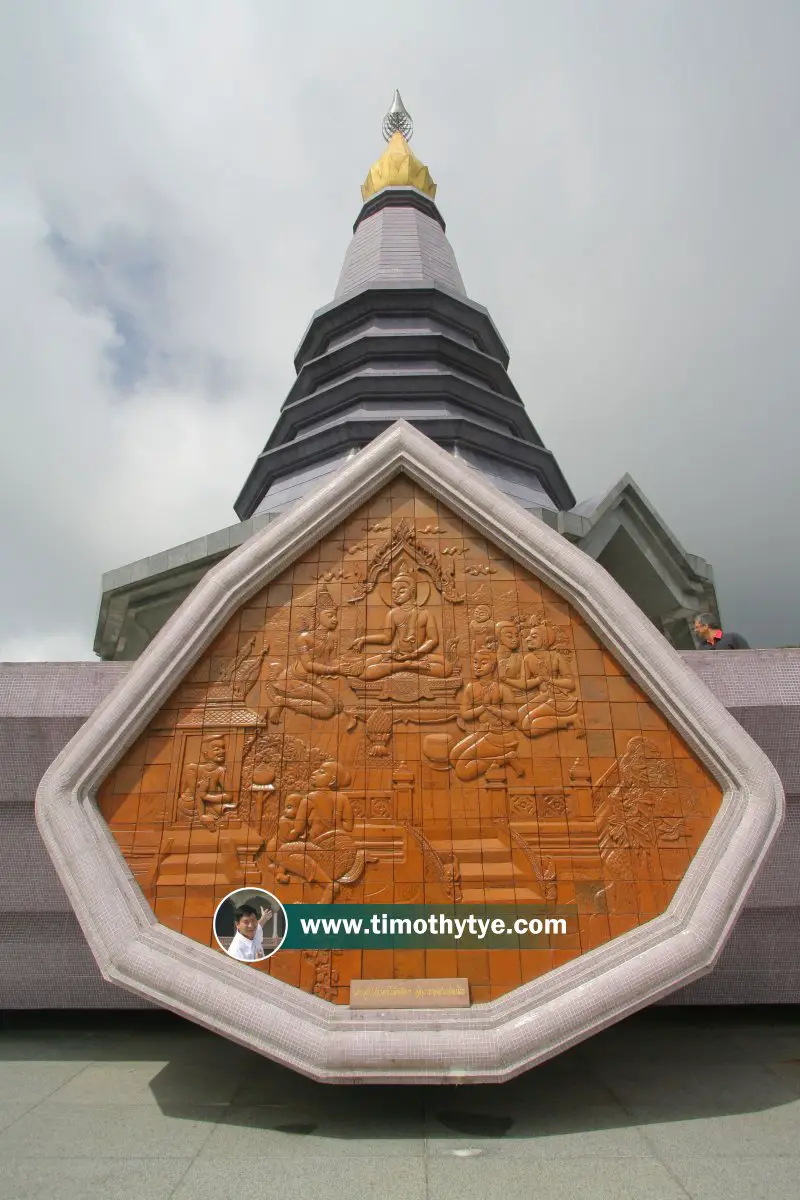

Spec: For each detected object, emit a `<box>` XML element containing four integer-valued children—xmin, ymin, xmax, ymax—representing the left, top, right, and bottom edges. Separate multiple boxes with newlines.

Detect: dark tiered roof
<box><xmin>235</xmin><ymin>185</ymin><xmax>575</xmax><ymax>520</ymax></box>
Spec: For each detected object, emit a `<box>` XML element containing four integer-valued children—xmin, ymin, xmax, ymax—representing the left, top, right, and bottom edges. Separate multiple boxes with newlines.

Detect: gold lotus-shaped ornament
<box><xmin>361</xmin><ymin>131</ymin><xmax>437</xmax><ymax>201</ymax></box>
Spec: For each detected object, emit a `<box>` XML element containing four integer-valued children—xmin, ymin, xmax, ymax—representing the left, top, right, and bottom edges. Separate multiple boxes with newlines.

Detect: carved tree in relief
<box><xmin>594</xmin><ymin>736</ymin><xmax>684</xmax><ymax>879</ymax></box>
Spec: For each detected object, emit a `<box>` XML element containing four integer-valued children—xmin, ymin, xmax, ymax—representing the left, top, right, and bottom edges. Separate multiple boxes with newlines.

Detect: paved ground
<box><xmin>0</xmin><ymin>1007</ymin><xmax>799</xmax><ymax>1199</ymax></box>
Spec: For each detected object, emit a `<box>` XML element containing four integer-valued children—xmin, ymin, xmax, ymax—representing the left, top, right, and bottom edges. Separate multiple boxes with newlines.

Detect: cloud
<box><xmin>1</xmin><ymin>0</ymin><xmax>798</xmax><ymax>657</ymax></box>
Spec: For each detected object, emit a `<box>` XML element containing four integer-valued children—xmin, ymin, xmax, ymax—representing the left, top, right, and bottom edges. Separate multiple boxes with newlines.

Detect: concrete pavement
<box><xmin>0</xmin><ymin>1007</ymin><xmax>798</xmax><ymax>1199</ymax></box>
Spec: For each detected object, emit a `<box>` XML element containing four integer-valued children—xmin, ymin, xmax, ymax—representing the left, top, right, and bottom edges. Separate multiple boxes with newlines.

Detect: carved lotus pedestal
<box><xmin>36</xmin><ymin>423</ymin><xmax>783</xmax><ymax>1083</ymax></box>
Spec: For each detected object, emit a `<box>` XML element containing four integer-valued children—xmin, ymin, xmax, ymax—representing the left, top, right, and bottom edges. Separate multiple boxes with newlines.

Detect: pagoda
<box><xmin>8</xmin><ymin>96</ymin><xmax>795</xmax><ymax>1080</ymax></box>
<box><xmin>95</xmin><ymin>92</ymin><xmax>717</xmax><ymax>661</ymax></box>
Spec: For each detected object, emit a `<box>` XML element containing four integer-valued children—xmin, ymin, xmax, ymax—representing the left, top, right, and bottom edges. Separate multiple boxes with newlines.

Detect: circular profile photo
<box><xmin>213</xmin><ymin>888</ymin><xmax>287</xmax><ymax>963</ymax></box>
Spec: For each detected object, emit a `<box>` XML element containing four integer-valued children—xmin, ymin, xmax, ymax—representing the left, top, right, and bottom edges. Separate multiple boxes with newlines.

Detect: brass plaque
<box><xmin>350</xmin><ymin>977</ymin><xmax>470</xmax><ymax>1009</ymax></box>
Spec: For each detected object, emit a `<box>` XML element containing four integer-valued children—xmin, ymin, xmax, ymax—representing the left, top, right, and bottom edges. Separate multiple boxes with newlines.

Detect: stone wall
<box><xmin>0</xmin><ymin>663</ymin><xmax>149</xmax><ymax>1008</ymax></box>
<box><xmin>1</xmin><ymin>650</ymin><xmax>797</xmax><ymax>1009</ymax></box>
<box><xmin>663</xmin><ymin>649</ymin><xmax>800</xmax><ymax>1003</ymax></box>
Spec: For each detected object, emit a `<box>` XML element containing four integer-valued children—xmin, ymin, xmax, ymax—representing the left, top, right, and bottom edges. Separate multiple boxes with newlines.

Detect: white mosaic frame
<box><xmin>36</xmin><ymin>421</ymin><xmax>784</xmax><ymax>1083</ymax></box>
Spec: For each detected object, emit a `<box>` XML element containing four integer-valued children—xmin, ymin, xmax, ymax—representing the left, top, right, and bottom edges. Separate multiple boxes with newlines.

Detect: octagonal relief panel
<box><xmin>38</xmin><ymin>424</ymin><xmax>783</xmax><ymax>1080</ymax></box>
<box><xmin>97</xmin><ymin>476</ymin><xmax>723</xmax><ymax>1005</ymax></box>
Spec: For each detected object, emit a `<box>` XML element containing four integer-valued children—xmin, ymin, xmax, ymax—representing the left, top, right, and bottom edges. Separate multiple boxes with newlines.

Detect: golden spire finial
<box><xmin>361</xmin><ymin>92</ymin><xmax>437</xmax><ymax>202</ymax></box>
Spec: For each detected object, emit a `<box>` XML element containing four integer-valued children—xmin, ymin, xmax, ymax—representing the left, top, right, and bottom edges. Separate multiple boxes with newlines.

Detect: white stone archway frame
<box><xmin>36</xmin><ymin>421</ymin><xmax>784</xmax><ymax>1084</ymax></box>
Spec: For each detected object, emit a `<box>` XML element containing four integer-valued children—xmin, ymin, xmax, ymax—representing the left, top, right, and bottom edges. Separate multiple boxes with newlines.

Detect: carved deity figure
<box><xmin>495</xmin><ymin>620</ymin><xmax>527</xmax><ymax>691</ymax></box>
<box><xmin>264</xmin><ymin>587</ymin><xmax>360</xmax><ymax>723</ymax></box>
<box><xmin>449</xmin><ymin>649</ymin><xmax>524</xmax><ymax>782</ymax></box>
<box><xmin>352</xmin><ymin>562</ymin><xmax>453</xmax><ymax>680</ymax></box>
<box><xmin>271</xmin><ymin>761</ymin><xmax>370</xmax><ymax>901</ymax></box>
<box><xmin>290</xmin><ymin>761</ymin><xmax>356</xmax><ymax>843</ymax></box>
<box><xmin>469</xmin><ymin>603</ymin><xmax>496</xmax><ymax>650</ymax></box>
<box><xmin>518</xmin><ymin>618</ymin><xmax>583</xmax><ymax>737</ymax></box>
<box><xmin>177</xmin><ymin>735</ymin><xmax>236</xmax><ymax>827</ymax></box>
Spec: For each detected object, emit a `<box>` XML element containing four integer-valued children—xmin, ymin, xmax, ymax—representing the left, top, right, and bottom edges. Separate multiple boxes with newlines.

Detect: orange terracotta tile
<box><xmin>240</xmin><ymin>609</ymin><xmax>267</xmax><ymax>632</ymax></box>
<box><xmin>670</xmin><ymin>733</ymin><xmax>693</xmax><ymax>758</ymax></box>
<box><xmin>571</xmin><ymin>623</ymin><xmax>603</xmax><ymax>652</ymax></box>
<box><xmin>583</xmin><ymin>702</ymin><xmax>613</xmax><ymax>729</ymax></box>
<box><xmin>361</xmin><ymin>950</ymin><xmax>394</xmax><ymax>980</ymax></box>
<box><xmin>135</xmin><ymin>795</ymin><xmax>169</xmax><ymax>823</ymax></box>
<box><xmin>393</xmin><ymin>950</ymin><xmax>426</xmax><ymax>979</ymax></box>
<box><xmin>574</xmin><ymin>649</ymin><xmax>604</xmax><ymax>678</ymax></box>
<box><xmin>488</xmin><ymin>950</ymin><xmax>523</xmax><ymax>987</ymax></box>
<box><xmin>578</xmin><ymin>913</ymin><xmax>611</xmax><ymax>950</ymax></box>
<box><xmin>456</xmin><ymin>951</ymin><xmax>490</xmax><ymax>986</ymax></box>
<box><xmin>602</xmin><ymin>652</ymin><xmax>624</xmax><ymax>676</ymax></box>
<box><xmin>425</xmin><ymin>950</ymin><xmax>459</xmax><ymax>978</ymax></box>
<box><xmin>520</xmin><ymin>950</ymin><xmax>555</xmax><ymax>981</ymax></box>
<box><xmin>604</xmin><ymin>675</ymin><xmax>637</xmax><ymax>702</ymax></box>
<box><xmin>586</xmin><ymin>731</ymin><xmax>617</xmax><ymax>759</ymax></box>
<box><xmin>113</xmin><ymin>766</ymin><xmax>142</xmax><ymax>795</ymax></box>
<box><xmin>638</xmin><ymin>704</ymin><xmax>668</xmax><ymax>730</ymax></box>
<box><xmin>609</xmin><ymin>914</ymin><xmax>639</xmax><ymax>938</ymax></box>
<box><xmin>123</xmin><ymin>738</ymin><xmax>147</xmax><ymax>766</ymax></box>
<box><xmin>610</xmin><ymin>697</ymin><xmax>643</xmax><ymax>728</ymax></box>
<box><xmin>101</xmin><ymin>794</ymin><xmax>140</xmax><ymax>824</ymax></box>
<box><xmin>604</xmin><ymin>881</ymin><xmax>639</xmax><ymax>915</ymax></box>
<box><xmin>159</xmin><ymin>913</ymin><xmax>183</xmax><ymax>934</ymax></box>
<box><xmin>642</xmin><ymin>730</ymin><xmax>675</xmax><ymax>758</ymax></box>
<box><xmin>144</xmin><ymin>736</ymin><xmax>175</xmax><ymax>765</ymax></box>
<box><xmin>270</xmin><ymin>950</ymin><xmax>303</xmax><ymax>988</ymax></box>
<box><xmin>580</xmin><ymin>676</ymin><xmax>610</xmax><ymax>702</ymax></box>
<box><xmin>140</xmin><ymin>764</ymin><xmax>171</xmax><ymax>793</ymax></box>
<box><xmin>613</xmin><ymin>728</ymin><xmax>646</xmax><ymax>757</ymax></box>
<box><xmin>183</xmin><ymin>887</ymin><xmax>216</xmax><ymax>917</ymax></box>
<box><xmin>657</xmin><ymin>847</ymin><xmax>692</xmax><ymax>880</ymax></box>
<box><xmin>181</xmin><ymin>917</ymin><xmax>213</xmax><ymax>945</ymax></box>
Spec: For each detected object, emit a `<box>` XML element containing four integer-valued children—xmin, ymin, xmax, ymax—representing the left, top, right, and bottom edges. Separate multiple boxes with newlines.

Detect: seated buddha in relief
<box><xmin>351</xmin><ymin>562</ymin><xmax>453</xmax><ymax>680</ymax></box>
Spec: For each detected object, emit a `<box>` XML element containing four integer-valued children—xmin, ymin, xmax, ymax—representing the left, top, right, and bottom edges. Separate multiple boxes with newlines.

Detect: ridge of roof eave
<box><xmin>574</xmin><ymin>473</ymin><xmax>714</xmax><ymax>584</ymax></box>
<box><xmin>293</xmin><ymin>283</ymin><xmax>512</xmax><ymax>374</ymax></box>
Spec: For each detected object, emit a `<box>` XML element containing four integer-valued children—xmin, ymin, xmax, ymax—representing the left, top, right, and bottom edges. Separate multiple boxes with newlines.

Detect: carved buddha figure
<box><xmin>518</xmin><ymin>618</ymin><xmax>583</xmax><ymax>737</ymax></box>
<box><xmin>353</xmin><ymin>562</ymin><xmax>453</xmax><ymax>680</ymax></box>
<box><xmin>449</xmin><ymin>649</ymin><xmax>524</xmax><ymax>782</ymax></box>
<box><xmin>265</xmin><ymin>587</ymin><xmax>360</xmax><ymax>722</ymax></box>
<box><xmin>177</xmin><ymin>735</ymin><xmax>236</xmax><ymax>827</ymax></box>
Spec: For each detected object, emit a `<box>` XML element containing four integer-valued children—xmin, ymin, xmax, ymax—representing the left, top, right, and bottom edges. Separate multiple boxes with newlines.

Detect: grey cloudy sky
<box><xmin>1</xmin><ymin>1</ymin><xmax>798</xmax><ymax>658</ymax></box>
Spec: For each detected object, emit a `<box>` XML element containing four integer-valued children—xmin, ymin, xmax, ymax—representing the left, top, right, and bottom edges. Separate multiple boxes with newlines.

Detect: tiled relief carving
<box><xmin>97</xmin><ymin>478</ymin><xmax>723</xmax><ymax>1004</ymax></box>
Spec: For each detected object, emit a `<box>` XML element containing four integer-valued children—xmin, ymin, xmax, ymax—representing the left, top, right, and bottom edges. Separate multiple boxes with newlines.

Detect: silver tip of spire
<box><xmin>382</xmin><ymin>90</ymin><xmax>413</xmax><ymax>142</ymax></box>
